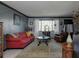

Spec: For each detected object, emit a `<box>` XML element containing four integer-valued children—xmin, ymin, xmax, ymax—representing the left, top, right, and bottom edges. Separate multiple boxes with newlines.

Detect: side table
<box><xmin>62</xmin><ymin>43</ymin><xmax>73</xmax><ymax>58</ymax></box>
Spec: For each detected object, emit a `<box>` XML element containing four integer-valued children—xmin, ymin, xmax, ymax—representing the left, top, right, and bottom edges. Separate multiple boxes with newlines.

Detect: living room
<box><xmin>0</xmin><ymin>1</ymin><xmax>79</xmax><ymax>58</ymax></box>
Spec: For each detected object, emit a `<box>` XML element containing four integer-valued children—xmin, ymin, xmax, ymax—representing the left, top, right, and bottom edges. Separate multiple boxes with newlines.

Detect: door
<box><xmin>0</xmin><ymin>22</ymin><xmax>3</xmax><ymax>58</ymax></box>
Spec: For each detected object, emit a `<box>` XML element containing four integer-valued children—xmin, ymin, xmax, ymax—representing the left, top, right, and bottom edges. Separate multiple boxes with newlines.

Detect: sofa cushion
<box><xmin>18</xmin><ymin>32</ymin><xmax>26</xmax><ymax>38</ymax></box>
<box><xmin>26</xmin><ymin>31</ymin><xmax>32</xmax><ymax>37</ymax></box>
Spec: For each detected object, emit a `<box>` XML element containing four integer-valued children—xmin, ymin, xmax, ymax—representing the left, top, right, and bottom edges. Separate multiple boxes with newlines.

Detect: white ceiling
<box><xmin>2</xmin><ymin>1</ymin><xmax>79</xmax><ymax>17</ymax></box>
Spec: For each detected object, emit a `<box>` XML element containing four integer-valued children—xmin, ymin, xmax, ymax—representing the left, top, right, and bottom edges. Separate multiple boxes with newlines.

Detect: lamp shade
<box><xmin>66</xmin><ymin>33</ymin><xmax>72</xmax><ymax>43</ymax></box>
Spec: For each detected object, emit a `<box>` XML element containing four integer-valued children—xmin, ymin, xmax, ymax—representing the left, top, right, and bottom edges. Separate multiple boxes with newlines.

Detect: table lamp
<box><xmin>66</xmin><ymin>33</ymin><xmax>72</xmax><ymax>47</ymax></box>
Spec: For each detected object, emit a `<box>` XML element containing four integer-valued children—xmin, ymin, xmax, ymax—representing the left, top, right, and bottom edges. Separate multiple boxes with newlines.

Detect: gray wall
<box><xmin>28</xmin><ymin>18</ymin><xmax>35</xmax><ymax>32</ymax></box>
<box><xmin>0</xmin><ymin>4</ymin><xmax>28</xmax><ymax>34</ymax></box>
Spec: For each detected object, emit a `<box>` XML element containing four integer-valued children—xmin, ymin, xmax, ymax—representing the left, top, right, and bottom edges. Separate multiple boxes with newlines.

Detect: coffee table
<box><xmin>37</xmin><ymin>36</ymin><xmax>50</xmax><ymax>46</ymax></box>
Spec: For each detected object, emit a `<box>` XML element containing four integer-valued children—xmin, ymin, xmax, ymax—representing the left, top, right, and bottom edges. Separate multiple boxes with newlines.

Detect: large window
<box><xmin>39</xmin><ymin>20</ymin><xmax>53</xmax><ymax>31</ymax></box>
<box><xmin>38</xmin><ymin>19</ymin><xmax>59</xmax><ymax>33</ymax></box>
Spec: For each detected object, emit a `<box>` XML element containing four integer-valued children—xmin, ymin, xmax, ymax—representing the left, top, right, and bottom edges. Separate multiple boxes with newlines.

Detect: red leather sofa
<box><xmin>6</xmin><ymin>32</ymin><xmax>35</xmax><ymax>48</ymax></box>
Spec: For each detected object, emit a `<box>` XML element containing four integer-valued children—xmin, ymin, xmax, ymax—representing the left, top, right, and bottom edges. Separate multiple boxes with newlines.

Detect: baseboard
<box><xmin>3</xmin><ymin>48</ymin><xmax>7</xmax><ymax>51</ymax></box>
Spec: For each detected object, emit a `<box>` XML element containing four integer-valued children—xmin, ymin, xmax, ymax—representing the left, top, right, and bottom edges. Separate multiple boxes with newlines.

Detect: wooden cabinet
<box><xmin>43</xmin><ymin>31</ymin><xmax>50</xmax><ymax>37</ymax></box>
<box><xmin>62</xmin><ymin>43</ymin><xmax>73</xmax><ymax>58</ymax></box>
<box><xmin>0</xmin><ymin>22</ymin><xmax>3</xmax><ymax>58</ymax></box>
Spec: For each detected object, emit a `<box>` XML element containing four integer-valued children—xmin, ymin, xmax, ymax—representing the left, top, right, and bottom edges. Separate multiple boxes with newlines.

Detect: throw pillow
<box><xmin>26</xmin><ymin>31</ymin><xmax>32</xmax><ymax>37</ymax></box>
<box><xmin>11</xmin><ymin>33</ymin><xmax>18</xmax><ymax>38</ymax></box>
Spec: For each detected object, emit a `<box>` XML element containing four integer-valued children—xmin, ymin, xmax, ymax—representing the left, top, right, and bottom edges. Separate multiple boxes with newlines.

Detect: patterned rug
<box><xmin>16</xmin><ymin>39</ymin><xmax>62</xmax><ymax>58</ymax></box>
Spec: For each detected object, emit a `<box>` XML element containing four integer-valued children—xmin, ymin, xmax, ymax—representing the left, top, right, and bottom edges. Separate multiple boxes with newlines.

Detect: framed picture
<box><xmin>13</xmin><ymin>14</ymin><xmax>21</xmax><ymax>25</ymax></box>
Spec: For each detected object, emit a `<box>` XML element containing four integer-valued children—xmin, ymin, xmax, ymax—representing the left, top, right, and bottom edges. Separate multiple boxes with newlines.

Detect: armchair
<box><xmin>54</xmin><ymin>32</ymin><xmax>68</xmax><ymax>43</ymax></box>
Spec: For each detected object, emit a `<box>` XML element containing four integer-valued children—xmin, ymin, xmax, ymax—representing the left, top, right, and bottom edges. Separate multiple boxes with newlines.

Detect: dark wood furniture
<box><xmin>54</xmin><ymin>32</ymin><xmax>68</xmax><ymax>43</ymax></box>
<box><xmin>54</xmin><ymin>34</ymin><xmax>62</xmax><ymax>42</ymax></box>
<box><xmin>0</xmin><ymin>22</ymin><xmax>3</xmax><ymax>58</ymax></box>
<box><xmin>54</xmin><ymin>32</ymin><xmax>73</xmax><ymax>43</ymax></box>
<box><xmin>62</xmin><ymin>43</ymin><xmax>73</xmax><ymax>58</ymax></box>
<box><xmin>42</xmin><ymin>31</ymin><xmax>50</xmax><ymax>37</ymax></box>
<box><xmin>37</xmin><ymin>36</ymin><xmax>50</xmax><ymax>46</ymax></box>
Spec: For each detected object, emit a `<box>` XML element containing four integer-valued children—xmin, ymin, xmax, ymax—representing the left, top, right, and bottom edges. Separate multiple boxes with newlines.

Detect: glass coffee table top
<box><xmin>38</xmin><ymin>36</ymin><xmax>49</xmax><ymax>39</ymax></box>
<box><xmin>37</xmin><ymin>36</ymin><xmax>50</xmax><ymax>46</ymax></box>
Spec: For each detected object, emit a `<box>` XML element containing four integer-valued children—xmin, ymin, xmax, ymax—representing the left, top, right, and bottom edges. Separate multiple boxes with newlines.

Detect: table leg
<box><xmin>38</xmin><ymin>41</ymin><xmax>41</xmax><ymax>46</ymax></box>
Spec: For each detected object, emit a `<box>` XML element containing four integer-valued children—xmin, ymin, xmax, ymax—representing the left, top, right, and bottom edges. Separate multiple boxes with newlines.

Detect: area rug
<box><xmin>16</xmin><ymin>39</ymin><xmax>62</xmax><ymax>58</ymax></box>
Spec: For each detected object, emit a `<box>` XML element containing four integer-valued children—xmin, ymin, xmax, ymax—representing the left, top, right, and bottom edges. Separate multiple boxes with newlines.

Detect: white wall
<box><xmin>59</xmin><ymin>18</ymin><xmax>64</xmax><ymax>33</ymax></box>
<box><xmin>34</xmin><ymin>19</ymin><xmax>39</xmax><ymax>37</ymax></box>
<box><xmin>53</xmin><ymin>19</ymin><xmax>60</xmax><ymax>34</ymax></box>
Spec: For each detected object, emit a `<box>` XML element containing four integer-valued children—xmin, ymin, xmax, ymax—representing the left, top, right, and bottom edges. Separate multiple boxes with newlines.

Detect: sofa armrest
<box><xmin>6</xmin><ymin>39</ymin><xmax>20</xmax><ymax>42</ymax></box>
